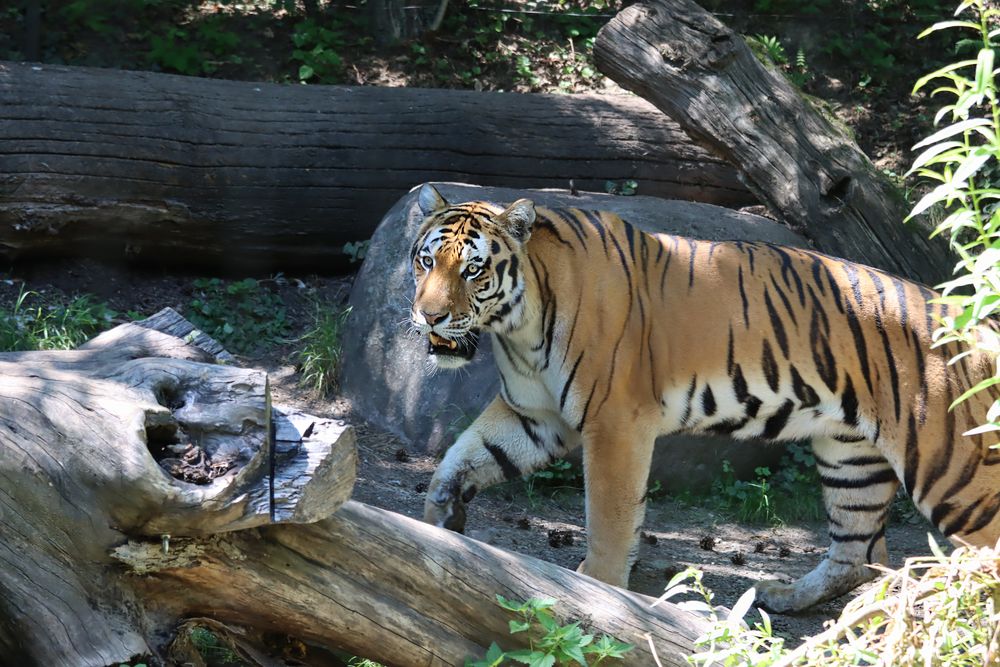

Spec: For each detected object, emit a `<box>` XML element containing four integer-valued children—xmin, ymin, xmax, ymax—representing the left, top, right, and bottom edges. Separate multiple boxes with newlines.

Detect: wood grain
<box><xmin>594</xmin><ymin>0</ymin><xmax>951</xmax><ymax>285</ymax></box>
<box><xmin>0</xmin><ymin>60</ymin><xmax>753</xmax><ymax>271</ymax></box>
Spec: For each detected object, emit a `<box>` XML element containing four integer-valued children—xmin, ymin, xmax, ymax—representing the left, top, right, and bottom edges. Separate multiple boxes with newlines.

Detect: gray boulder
<box><xmin>340</xmin><ymin>183</ymin><xmax>808</xmax><ymax>490</ymax></box>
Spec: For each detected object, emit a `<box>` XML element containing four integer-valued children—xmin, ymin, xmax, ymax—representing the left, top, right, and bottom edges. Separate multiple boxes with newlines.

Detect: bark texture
<box><xmin>0</xmin><ymin>60</ymin><xmax>752</xmax><ymax>271</ymax></box>
<box><xmin>0</xmin><ymin>309</ymin><xmax>706</xmax><ymax>666</ymax></box>
<box><xmin>593</xmin><ymin>0</ymin><xmax>951</xmax><ymax>285</ymax></box>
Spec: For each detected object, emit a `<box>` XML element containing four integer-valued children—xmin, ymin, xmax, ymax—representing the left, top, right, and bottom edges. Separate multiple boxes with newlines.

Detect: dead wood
<box><xmin>0</xmin><ymin>60</ymin><xmax>753</xmax><ymax>271</ymax></box>
<box><xmin>593</xmin><ymin>0</ymin><xmax>951</xmax><ymax>284</ymax></box>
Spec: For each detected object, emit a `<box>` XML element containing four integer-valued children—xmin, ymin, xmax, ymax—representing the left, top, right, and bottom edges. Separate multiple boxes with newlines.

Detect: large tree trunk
<box><xmin>593</xmin><ymin>0</ymin><xmax>951</xmax><ymax>285</ymax></box>
<box><xmin>0</xmin><ymin>60</ymin><xmax>752</xmax><ymax>272</ymax></box>
<box><xmin>0</xmin><ymin>310</ymin><xmax>707</xmax><ymax>666</ymax></box>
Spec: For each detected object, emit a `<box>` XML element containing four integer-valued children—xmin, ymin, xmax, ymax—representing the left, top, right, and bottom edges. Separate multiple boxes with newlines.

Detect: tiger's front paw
<box><xmin>423</xmin><ymin>475</ymin><xmax>474</xmax><ymax>533</ymax></box>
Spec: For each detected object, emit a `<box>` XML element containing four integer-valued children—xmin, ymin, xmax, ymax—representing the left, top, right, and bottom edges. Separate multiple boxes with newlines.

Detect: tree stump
<box><xmin>0</xmin><ymin>309</ymin><xmax>707</xmax><ymax>666</ymax></box>
<box><xmin>593</xmin><ymin>0</ymin><xmax>951</xmax><ymax>285</ymax></box>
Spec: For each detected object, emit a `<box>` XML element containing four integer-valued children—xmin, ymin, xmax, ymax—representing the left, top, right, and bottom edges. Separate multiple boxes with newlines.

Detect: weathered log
<box><xmin>0</xmin><ymin>60</ymin><xmax>753</xmax><ymax>272</ymax></box>
<box><xmin>0</xmin><ymin>309</ymin><xmax>706</xmax><ymax>666</ymax></box>
<box><xmin>117</xmin><ymin>501</ymin><xmax>709</xmax><ymax>667</ymax></box>
<box><xmin>593</xmin><ymin>0</ymin><xmax>952</xmax><ymax>285</ymax></box>
<box><xmin>0</xmin><ymin>309</ymin><xmax>357</xmax><ymax>664</ymax></box>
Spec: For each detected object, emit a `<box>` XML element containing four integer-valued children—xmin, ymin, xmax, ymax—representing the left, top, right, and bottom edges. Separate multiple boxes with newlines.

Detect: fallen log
<box><xmin>0</xmin><ymin>309</ymin><xmax>707</xmax><ymax>666</ymax></box>
<box><xmin>118</xmin><ymin>501</ymin><xmax>709</xmax><ymax>667</ymax></box>
<box><xmin>593</xmin><ymin>0</ymin><xmax>952</xmax><ymax>285</ymax></box>
<box><xmin>0</xmin><ymin>60</ymin><xmax>753</xmax><ymax>272</ymax></box>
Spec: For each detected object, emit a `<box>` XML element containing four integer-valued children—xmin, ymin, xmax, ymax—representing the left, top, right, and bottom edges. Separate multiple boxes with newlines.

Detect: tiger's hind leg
<box><xmin>755</xmin><ymin>436</ymin><xmax>898</xmax><ymax>613</ymax></box>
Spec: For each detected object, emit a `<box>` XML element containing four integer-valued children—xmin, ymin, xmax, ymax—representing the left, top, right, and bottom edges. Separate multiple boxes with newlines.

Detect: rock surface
<box><xmin>340</xmin><ymin>183</ymin><xmax>808</xmax><ymax>489</ymax></box>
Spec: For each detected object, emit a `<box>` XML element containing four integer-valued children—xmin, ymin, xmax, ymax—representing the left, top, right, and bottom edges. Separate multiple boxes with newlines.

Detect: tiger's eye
<box><xmin>421</xmin><ymin>255</ymin><xmax>433</xmax><ymax>269</ymax></box>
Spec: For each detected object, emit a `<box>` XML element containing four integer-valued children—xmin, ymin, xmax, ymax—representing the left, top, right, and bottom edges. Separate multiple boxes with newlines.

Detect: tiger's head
<box><xmin>410</xmin><ymin>184</ymin><xmax>536</xmax><ymax>369</ymax></box>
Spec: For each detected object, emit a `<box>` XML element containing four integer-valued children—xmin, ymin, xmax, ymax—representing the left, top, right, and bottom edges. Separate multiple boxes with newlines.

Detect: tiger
<box><xmin>409</xmin><ymin>183</ymin><xmax>1000</xmax><ymax>613</ymax></box>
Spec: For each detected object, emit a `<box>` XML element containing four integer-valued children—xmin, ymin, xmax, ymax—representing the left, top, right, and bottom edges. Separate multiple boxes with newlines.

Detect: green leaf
<box><xmin>950</xmin><ymin>375</ymin><xmax>1000</xmax><ymax>409</ymax></box>
<box><xmin>299</xmin><ymin>64</ymin><xmax>315</xmax><ymax>80</ymax></box>
<box><xmin>918</xmin><ymin>20</ymin><xmax>982</xmax><ymax>39</ymax></box>
<box><xmin>912</xmin><ymin>117</ymin><xmax>993</xmax><ymax>150</ymax></box>
<box><xmin>509</xmin><ymin>619</ymin><xmax>531</xmax><ymax>634</ymax></box>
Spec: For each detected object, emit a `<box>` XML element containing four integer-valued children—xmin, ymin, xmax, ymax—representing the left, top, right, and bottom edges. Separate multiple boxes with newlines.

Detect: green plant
<box><xmin>292</xmin><ymin>17</ymin><xmax>345</xmax><ymax>83</ymax></box>
<box><xmin>604</xmin><ymin>180</ymin><xmax>638</xmax><ymax>196</ymax></box>
<box><xmin>748</xmin><ymin>34</ymin><xmax>787</xmax><ymax>65</ymax></box>
<box><xmin>710</xmin><ymin>443</ymin><xmax>823</xmax><ymax>525</ymax></box>
<box><xmin>677</xmin><ymin>535</ymin><xmax>1000</xmax><ymax>666</ymax></box>
<box><xmin>296</xmin><ymin>306</ymin><xmax>351</xmax><ymax>397</ymax></box>
<box><xmin>906</xmin><ymin>0</ymin><xmax>1000</xmax><ymax>431</ymax></box>
<box><xmin>343</xmin><ymin>239</ymin><xmax>370</xmax><ymax>264</ymax></box>
<box><xmin>0</xmin><ymin>287</ymin><xmax>117</xmax><ymax>352</ymax></box>
<box><xmin>468</xmin><ymin>596</ymin><xmax>633</xmax><ymax>666</ymax></box>
<box><xmin>524</xmin><ymin>458</ymin><xmax>584</xmax><ymax>504</ymax></box>
<box><xmin>186</xmin><ymin>278</ymin><xmax>289</xmax><ymax>355</ymax></box>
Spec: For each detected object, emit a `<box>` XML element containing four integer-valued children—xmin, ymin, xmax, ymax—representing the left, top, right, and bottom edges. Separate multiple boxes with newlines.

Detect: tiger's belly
<box><xmin>657</xmin><ymin>378</ymin><xmax>869</xmax><ymax>444</ymax></box>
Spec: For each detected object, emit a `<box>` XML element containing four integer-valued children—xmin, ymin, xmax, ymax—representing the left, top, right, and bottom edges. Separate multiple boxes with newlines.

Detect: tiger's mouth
<box><xmin>427</xmin><ymin>330</ymin><xmax>480</xmax><ymax>361</ymax></box>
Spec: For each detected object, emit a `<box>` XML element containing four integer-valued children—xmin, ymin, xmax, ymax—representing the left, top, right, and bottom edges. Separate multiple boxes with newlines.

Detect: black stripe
<box><xmin>866</xmin><ymin>524</ymin><xmax>886</xmax><ymax>563</ymax></box>
<box><xmin>687</xmin><ymin>238</ymin><xmax>698</xmax><ymax>288</ymax></box>
<box><xmin>701</xmin><ymin>385</ymin><xmax>717</xmax><ymax>416</ymax></box>
<box><xmin>762</xmin><ymin>339</ymin><xmax>780</xmax><ymax>392</ymax></box>
<box><xmin>903</xmin><ymin>413</ymin><xmax>920</xmax><ymax>498</ymax></box>
<box><xmin>738</xmin><ymin>266</ymin><xmax>750</xmax><ymax>328</ymax></box>
<box><xmin>830</xmin><ymin>530</ymin><xmax>880</xmax><ymax>543</ymax></box>
<box><xmin>772</xmin><ymin>245</ymin><xmax>805</xmax><ymax>306</ymax></box>
<box><xmin>576</xmin><ymin>380</ymin><xmax>598</xmax><ymax>431</ymax></box>
<box><xmin>549</xmin><ymin>208</ymin><xmax>588</xmax><ymax>246</ymax></box>
<box><xmin>623</xmin><ymin>221</ymin><xmax>637</xmax><ymax>260</ymax></box>
<box><xmin>819</xmin><ymin>468</ymin><xmax>897</xmax><ymax>488</ymax></box>
<box><xmin>954</xmin><ymin>492</ymin><xmax>1000</xmax><ymax>536</ymax></box>
<box><xmin>762</xmin><ymin>399</ymin><xmax>795</xmax><ymax>440</ymax></box>
<box><xmin>533</xmin><ymin>218</ymin><xmax>574</xmax><ymax>248</ymax></box>
<box><xmin>840</xmin><ymin>455</ymin><xmax>887</xmax><ymax>466</ymax></box>
<box><xmin>580</xmin><ymin>209</ymin><xmax>608</xmax><ymax>251</ymax></box>
<box><xmin>560</xmin><ymin>353</ymin><xmax>584</xmax><ymax>410</ymax></box>
<box><xmin>790</xmin><ymin>366</ymin><xmax>819</xmax><ymax>407</ymax></box>
<box><xmin>811</xmin><ymin>311</ymin><xmax>838</xmax><ymax>392</ymax></box>
<box><xmin>842</xmin><ymin>262</ymin><xmax>863</xmax><ymax>305</ymax></box>
<box><xmin>763</xmin><ymin>289</ymin><xmax>790</xmax><ymax>358</ymax></box>
<box><xmin>707</xmin><ymin>417</ymin><xmax>750</xmax><ymax>434</ymax></box>
<box><xmin>484</xmin><ymin>441</ymin><xmax>521</xmax><ymax>481</ymax></box>
<box><xmin>841</xmin><ymin>374</ymin><xmax>859</xmax><ymax>426</ymax></box>
<box><xmin>769</xmin><ymin>273</ymin><xmax>800</xmax><ymax>328</ymax></box>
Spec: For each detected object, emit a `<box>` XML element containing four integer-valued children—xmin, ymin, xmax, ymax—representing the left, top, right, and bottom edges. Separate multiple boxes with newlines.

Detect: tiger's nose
<box><xmin>422</xmin><ymin>310</ymin><xmax>448</xmax><ymax>327</ymax></box>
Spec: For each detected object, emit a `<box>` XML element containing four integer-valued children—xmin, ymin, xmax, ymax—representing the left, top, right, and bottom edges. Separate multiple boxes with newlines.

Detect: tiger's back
<box><xmin>411</xmin><ymin>184</ymin><xmax>1000</xmax><ymax>612</ymax></box>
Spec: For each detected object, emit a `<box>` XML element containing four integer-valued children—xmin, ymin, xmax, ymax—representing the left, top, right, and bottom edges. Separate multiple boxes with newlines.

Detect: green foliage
<box><xmin>467</xmin><ymin>596</ymin><xmax>633</xmax><ymax>666</ymax></box>
<box><xmin>604</xmin><ymin>180</ymin><xmax>638</xmax><ymax>196</ymax></box>
<box><xmin>343</xmin><ymin>240</ymin><xmax>371</xmax><ymax>264</ymax></box>
<box><xmin>677</xmin><ymin>536</ymin><xmax>1000</xmax><ymax>666</ymax></box>
<box><xmin>292</xmin><ymin>17</ymin><xmax>348</xmax><ymax>83</ymax></box>
<box><xmin>524</xmin><ymin>458</ymin><xmax>584</xmax><ymax>503</ymax></box>
<box><xmin>748</xmin><ymin>34</ymin><xmax>788</xmax><ymax>65</ymax></box>
<box><xmin>296</xmin><ymin>305</ymin><xmax>351</xmax><ymax>397</ymax></box>
<box><xmin>0</xmin><ymin>287</ymin><xmax>117</xmax><ymax>352</ymax></box>
<box><xmin>147</xmin><ymin>16</ymin><xmax>240</xmax><ymax>75</ymax></box>
<box><xmin>906</xmin><ymin>0</ymin><xmax>1000</xmax><ymax>432</ymax></box>
<box><xmin>186</xmin><ymin>278</ymin><xmax>288</xmax><ymax>355</ymax></box>
<box><xmin>710</xmin><ymin>443</ymin><xmax>823</xmax><ymax>525</ymax></box>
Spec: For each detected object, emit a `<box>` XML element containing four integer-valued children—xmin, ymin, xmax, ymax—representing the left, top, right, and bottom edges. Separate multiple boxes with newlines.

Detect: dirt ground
<box><xmin>0</xmin><ymin>257</ymin><xmax>945</xmax><ymax>653</ymax></box>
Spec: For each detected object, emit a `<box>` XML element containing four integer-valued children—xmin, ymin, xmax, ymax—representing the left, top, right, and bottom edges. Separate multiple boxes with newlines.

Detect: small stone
<box><xmin>699</xmin><ymin>535</ymin><xmax>716</xmax><ymax>551</ymax></box>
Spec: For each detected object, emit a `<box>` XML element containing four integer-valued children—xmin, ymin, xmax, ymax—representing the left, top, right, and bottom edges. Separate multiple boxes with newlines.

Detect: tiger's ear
<box><xmin>418</xmin><ymin>184</ymin><xmax>448</xmax><ymax>216</ymax></box>
<box><xmin>495</xmin><ymin>199</ymin><xmax>536</xmax><ymax>243</ymax></box>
